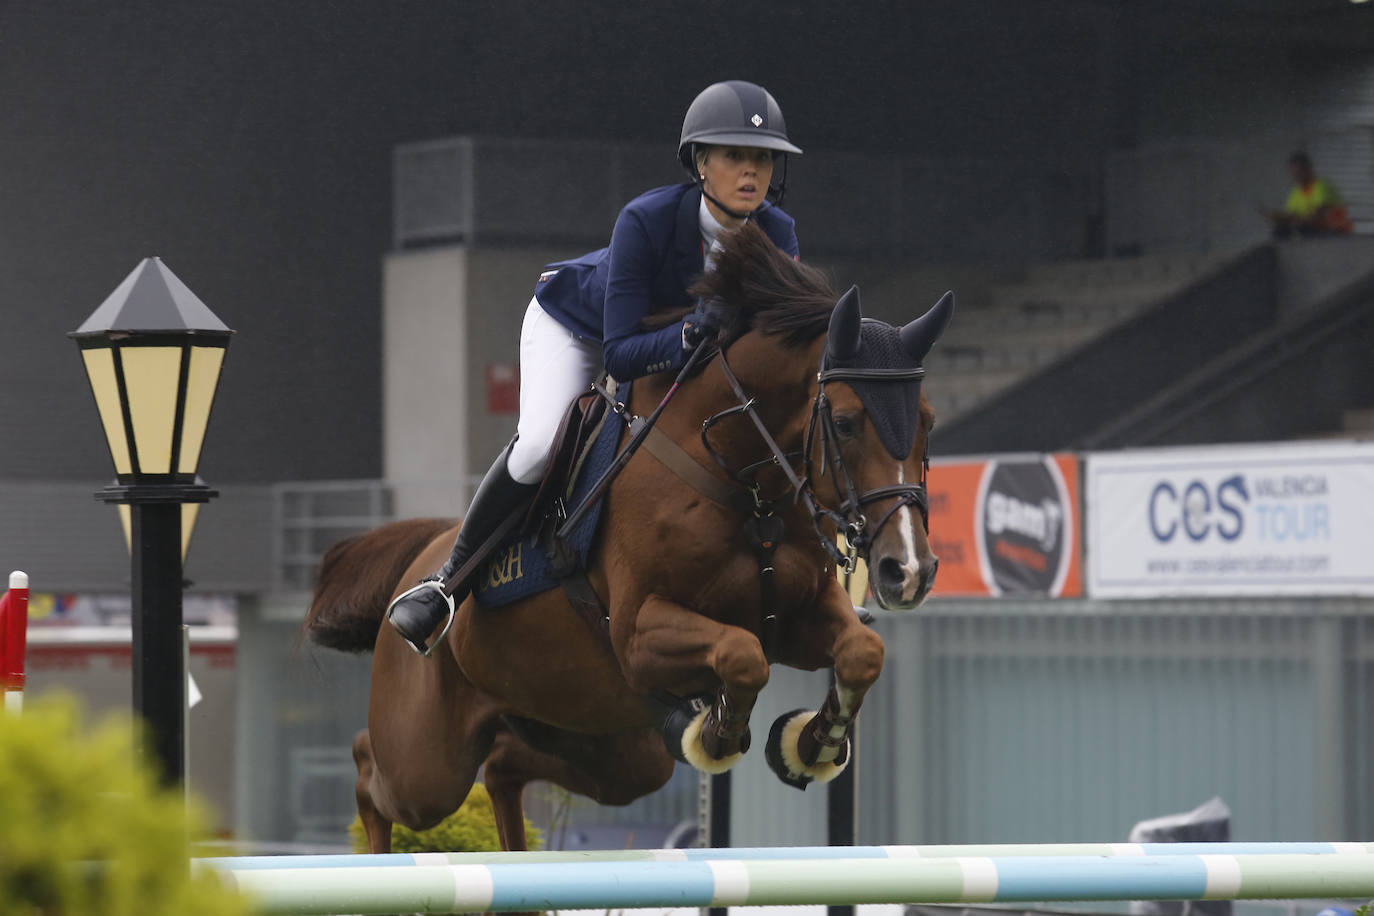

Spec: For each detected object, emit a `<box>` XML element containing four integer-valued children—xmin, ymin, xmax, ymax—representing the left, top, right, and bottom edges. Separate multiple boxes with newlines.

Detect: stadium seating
<box><xmin>922</xmin><ymin>251</ymin><xmax>1231</xmax><ymax>420</ymax></box>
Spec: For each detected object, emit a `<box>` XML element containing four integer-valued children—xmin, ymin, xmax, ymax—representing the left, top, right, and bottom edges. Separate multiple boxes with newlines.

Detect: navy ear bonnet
<box><xmin>826</xmin><ymin>319</ymin><xmax>925</xmax><ymax>459</ymax></box>
<box><xmin>822</xmin><ymin>287</ymin><xmax>954</xmax><ymax>460</ymax></box>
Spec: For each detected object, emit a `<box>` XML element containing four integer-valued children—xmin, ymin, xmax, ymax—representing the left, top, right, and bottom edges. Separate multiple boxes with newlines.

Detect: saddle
<box><xmin>527</xmin><ymin>387</ymin><xmax>611</xmax><ymax>535</ymax></box>
<box><xmin>467</xmin><ymin>382</ymin><xmax>624</xmax><ymax>622</ymax></box>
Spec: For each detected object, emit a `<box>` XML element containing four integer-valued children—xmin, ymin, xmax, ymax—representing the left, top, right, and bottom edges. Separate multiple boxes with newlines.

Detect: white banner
<box><xmin>1087</xmin><ymin>441</ymin><xmax>1374</xmax><ymax>597</ymax></box>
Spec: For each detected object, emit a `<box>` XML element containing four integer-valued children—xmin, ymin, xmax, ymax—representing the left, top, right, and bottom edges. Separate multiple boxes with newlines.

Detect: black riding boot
<box><xmin>386</xmin><ymin>448</ymin><xmax>538</xmax><ymax>655</ymax></box>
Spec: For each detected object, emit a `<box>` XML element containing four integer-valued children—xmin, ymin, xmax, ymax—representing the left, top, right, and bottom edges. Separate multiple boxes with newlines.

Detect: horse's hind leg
<box><xmin>352</xmin><ymin>729</ymin><xmax>393</xmax><ymax>853</ymax></box>
<box><xmin>484</xmin><ymin>717</ymin><xmax>675</xmax><ymax>849</ymax></box>
<box><xmin>362</xmin><ymin>622</ymin><xmax>506</xmax><ymax>839</ymax></box>
<box><xmin>767</xmin><ymin>577</ymin><xmax>885</xmax><ymax>789</ymax></box>
<box><xmin>482</xmin><ymin>726</ymin><xmax>548</xmax><ymax>851</ymax></box>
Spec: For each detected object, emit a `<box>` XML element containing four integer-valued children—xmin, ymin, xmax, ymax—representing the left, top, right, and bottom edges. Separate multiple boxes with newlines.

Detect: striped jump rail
<box><xmin>198</xmin><ymin>846</ymin><xmax>1374</xmax><ymax>916</ymax></box>
<box><xmin>200</xmin><ymin>841</ymin><xmax>1374</xmax><ymax>871</ymax></box>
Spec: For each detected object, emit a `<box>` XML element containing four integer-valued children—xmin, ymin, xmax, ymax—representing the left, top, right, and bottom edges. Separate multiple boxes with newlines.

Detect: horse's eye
<box><xmin>832</xmin><ymin>413</ymin><xmax>862</xmax><ymax>439</ymax></box>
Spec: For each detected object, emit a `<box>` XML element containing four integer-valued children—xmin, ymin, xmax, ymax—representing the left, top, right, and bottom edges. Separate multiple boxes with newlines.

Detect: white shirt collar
<box><xmin>699</xmin><ymin>196</ymin><xmax>727</xmax><ymax>269</ymax></box>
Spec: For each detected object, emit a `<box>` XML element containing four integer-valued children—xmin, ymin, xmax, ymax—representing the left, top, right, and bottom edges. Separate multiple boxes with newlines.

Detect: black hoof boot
<box><xmin>659</xmin><ymin>694</ymin><xmax>713</xmax><ymax>764</ymax></box>
<box><xmin>764</xmin><ymin>708</ymin><xmax>814</xmax><ymax>791</ymax></box>
<box><xmin>385</xmin><ymin>577</ymin><xmax>456</xmax><ymax>656</ymax></box>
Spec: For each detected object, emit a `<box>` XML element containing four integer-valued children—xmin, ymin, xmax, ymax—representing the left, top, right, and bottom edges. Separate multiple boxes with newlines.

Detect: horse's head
<box><xmin>809</xmin><ymin>286</ymin><xmax>953</xmax><ymax>610</ymax></box>
<box><xmin>690</xmin><ymin>222</ymin><xmax>953</xmax><ymax>610</ymax></box>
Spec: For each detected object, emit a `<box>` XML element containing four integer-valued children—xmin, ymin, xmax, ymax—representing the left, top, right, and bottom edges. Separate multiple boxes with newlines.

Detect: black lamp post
<box><xmin>71</xmin><ymin>257</ymin><xmax>232</xmax><ymax>786</ymax></box>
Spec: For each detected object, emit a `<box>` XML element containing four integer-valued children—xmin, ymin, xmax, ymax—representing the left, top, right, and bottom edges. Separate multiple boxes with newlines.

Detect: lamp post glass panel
<box><xmin>70</xmin><ymin>257</ymin><xmax>232</xmax><ymax>786</ymax></box>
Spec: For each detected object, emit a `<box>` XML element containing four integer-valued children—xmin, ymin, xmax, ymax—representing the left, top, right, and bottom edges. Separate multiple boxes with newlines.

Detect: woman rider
<box><xmin>387</xmin><ymin>80</ymin><xmax>804</xmax><ymax>655</ymax></box>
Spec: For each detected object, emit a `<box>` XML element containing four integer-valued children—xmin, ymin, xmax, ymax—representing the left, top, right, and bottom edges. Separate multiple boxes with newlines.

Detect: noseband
<box><xmin>703</xmin><ymin>347</ymin><xmax>930</xmax><ymax>574</ymax></box>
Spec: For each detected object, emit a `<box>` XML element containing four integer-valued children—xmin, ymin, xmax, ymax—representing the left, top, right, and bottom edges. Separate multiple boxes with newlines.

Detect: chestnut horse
<box><xmin>303</xmin><ymin>221</ymin><xmax>953</xmax><ymax>852</ymax></box>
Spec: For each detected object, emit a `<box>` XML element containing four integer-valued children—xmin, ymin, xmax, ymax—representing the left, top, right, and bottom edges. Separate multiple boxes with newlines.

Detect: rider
<box><xmin>387</xmin><ymin>80</ymin><xmax>805</xmax><ymax>655</ymax></box>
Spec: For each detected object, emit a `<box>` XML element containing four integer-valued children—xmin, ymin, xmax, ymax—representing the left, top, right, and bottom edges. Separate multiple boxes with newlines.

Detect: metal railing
<box><xmin>269</xmin><ymin>478</ymin><xmax>484</xmax><ymax>593</ymax></box>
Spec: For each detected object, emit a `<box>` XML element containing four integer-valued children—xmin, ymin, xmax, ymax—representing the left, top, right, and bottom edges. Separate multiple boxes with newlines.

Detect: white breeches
<box><xmin>508</xmin><ymin>297</ymin><xmax>604</xmax><ymax>484</ymax></box>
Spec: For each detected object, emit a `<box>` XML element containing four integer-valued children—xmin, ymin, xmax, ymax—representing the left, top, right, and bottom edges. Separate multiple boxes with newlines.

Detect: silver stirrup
<box><xmin>386</xmin><ymin>580</ymin><xmax>456</xmax><ymax>657</ymax></box>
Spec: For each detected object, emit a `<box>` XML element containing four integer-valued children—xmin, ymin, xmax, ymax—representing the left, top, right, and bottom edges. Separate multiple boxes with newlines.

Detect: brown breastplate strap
<box><xmin>636</xmin><ymin>417</ymin><xmax>784</xmax><ymax>656</ymax></box>
<box><xmin>635</xmin><ymin>417</ymin><xmax>756</xmax><ymax>514</ymax></box>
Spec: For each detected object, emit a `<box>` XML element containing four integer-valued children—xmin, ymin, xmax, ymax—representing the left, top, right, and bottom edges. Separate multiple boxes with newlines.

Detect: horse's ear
<box><xmin>827</xmin><ymin>285</ymin><xmax>863</xmax><ymax>361</ymax></box>
<box><xmin>899</xmin><ymin>290</ymin><xmax>955</xmax><ymax>363</ymax></box>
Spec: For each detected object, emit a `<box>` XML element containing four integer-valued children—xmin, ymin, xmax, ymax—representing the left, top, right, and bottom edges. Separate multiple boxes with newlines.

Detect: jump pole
<box><xmin>200</xmin><ymin>841</ymin><xmax>1374</xmax><ymax>871</ymax></box>
<box><xmin>206</xmin><ymin>851</ymin><xmax>1374</xmax><ymax>915</ymax></box>
<box><xmin>1</xmin><ymin>571</ymin><xmax>29</xmax><ymax>715</ymax></box>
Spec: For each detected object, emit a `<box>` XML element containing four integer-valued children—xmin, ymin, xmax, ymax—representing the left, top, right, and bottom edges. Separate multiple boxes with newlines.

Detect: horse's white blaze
<box><xmin>894</xmin><ymin>465</ymin><xmax>923</xmax><ymax>602</ymax></box>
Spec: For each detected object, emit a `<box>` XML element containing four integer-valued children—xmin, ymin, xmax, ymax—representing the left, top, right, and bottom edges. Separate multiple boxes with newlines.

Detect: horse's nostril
<box><xmin>877</xmin><ymin>557</ymin><xmax>905</xmax><ymax>590</ymax></box>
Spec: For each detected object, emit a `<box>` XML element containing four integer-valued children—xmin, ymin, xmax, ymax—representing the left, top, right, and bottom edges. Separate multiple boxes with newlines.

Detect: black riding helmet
<box><xmin>677</xmin><ymin>80</ymin><xmax>803</xmax><ymax>218</ymax></box>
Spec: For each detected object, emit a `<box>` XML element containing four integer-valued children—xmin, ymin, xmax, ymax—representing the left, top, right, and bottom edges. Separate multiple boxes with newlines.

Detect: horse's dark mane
<box><xmin>688</xmin><ymin>220</ymin><xmax>837</xmax><ymax>348</ymax></box>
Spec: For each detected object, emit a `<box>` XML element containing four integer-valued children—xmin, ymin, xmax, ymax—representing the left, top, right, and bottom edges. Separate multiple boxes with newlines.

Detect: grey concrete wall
<box><xmin>380</xmin><ymin>243</ymin><xmax>575</xmax><ymax>518</ymax></box>
<box><xmin>463</xmin><ymin>246</ymin><xmax>581</xmax><ymax>473</ymax></box>
<box><xmin>0</xmin><ymin>480</ymin><xmax>274</xmax><ymax>594</ymax></box>
<box><xmin>1275</xmin><ymin>236</ymin><xmax>1374</xmax><ymax>315</ymax></box>
<box><xmin>381</xmin><ymin>248</ymin><xmax>471</xmax><ymax>519</ymax></box>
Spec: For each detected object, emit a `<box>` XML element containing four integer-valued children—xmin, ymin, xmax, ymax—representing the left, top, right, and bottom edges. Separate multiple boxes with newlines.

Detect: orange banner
<box><xmin>927</xmin><ymin>454</ymin><xmax>1082</xmax><ymax>598</ymax></box>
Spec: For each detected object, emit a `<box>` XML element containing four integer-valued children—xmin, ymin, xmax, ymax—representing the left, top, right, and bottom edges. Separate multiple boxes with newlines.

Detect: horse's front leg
<box><xmin>767</xmin><ymin>577</ymin><xmax>885</xmax><ymax>789</ymax></box>
<box><xmin>614</xmin><ymin>593</ymin><xmax>769</xmax><ymax>773</ymax></box>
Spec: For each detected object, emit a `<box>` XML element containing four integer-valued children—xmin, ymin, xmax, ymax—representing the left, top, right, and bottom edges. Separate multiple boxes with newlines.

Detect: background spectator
<box><xmin>1264</xmin><ymin>151</ymin><xmax>1354</xmax><ymax>238</ymax></box>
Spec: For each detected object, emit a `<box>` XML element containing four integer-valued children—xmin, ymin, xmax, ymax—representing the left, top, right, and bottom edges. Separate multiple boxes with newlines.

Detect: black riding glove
<box><xmin>681</xmin><ymin>299</ymin><xmax>725</xmax><ymax>352</ymax></box>
<box><xmin>681</xmin><ymin>313</ymin><xmax>718</xmax><ymax>351</ymax></box>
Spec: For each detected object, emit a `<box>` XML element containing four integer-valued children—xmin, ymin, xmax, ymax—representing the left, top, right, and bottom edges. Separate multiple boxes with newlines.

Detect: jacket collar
<box><xmin>674</xmin><ymin>184</ymin><xmax>705</xmax><ymax>284</ymax></box>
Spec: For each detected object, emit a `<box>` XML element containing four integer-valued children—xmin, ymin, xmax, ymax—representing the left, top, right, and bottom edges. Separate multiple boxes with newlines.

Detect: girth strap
<box><xmin>560</xmin><ymin>566</ymin><xmax>611</xmax><ymax>636</ymax></box>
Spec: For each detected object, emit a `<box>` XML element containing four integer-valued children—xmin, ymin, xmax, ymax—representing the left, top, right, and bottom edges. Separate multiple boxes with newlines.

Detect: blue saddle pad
<box><xmin>472</xmin><ymin>384</ymin><xmax>627</xmax><ymax>608</ymax></box>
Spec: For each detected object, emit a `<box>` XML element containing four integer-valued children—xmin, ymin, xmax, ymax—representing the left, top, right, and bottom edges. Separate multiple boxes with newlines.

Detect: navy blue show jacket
<box><xmin>533</xmin><ymin>182</ymin><xmax>799</xmax><ymax>381</ymax></box>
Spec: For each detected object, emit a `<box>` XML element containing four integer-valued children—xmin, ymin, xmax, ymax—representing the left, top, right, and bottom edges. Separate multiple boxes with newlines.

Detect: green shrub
<box><xmin>0</xmin><ymin>694</ymin><xmax>251</xmax><ymax>916</ymax></box>
<box><xmin>349</xmin><ymin>782</ymin><xmax>542</xmax><ymax>853</ymax></box>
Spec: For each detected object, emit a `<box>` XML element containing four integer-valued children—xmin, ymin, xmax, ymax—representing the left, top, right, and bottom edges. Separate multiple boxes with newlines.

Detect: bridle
<box><xmin>807</xmin><ymin>357</ymin><xmax>931</xmax><ymax>572</ymax></box>
<box><xmin>701</xmin><ymin>345</ymin><xmax>930</xmax><ymax>575</ymax></box>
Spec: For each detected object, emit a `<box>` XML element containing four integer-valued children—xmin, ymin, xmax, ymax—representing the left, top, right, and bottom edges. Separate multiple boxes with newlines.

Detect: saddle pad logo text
<box><xmin>477</xmin><ymin>543</ymin><xmax>525</xmax><ymax>593</ymax></box>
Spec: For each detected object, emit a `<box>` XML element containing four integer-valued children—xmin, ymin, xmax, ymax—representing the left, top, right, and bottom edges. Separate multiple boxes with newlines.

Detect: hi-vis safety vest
<box><xmin>1285</xmin><ymin>178</ymin><xmax>1354</xmax><ymax>233</ymax></box>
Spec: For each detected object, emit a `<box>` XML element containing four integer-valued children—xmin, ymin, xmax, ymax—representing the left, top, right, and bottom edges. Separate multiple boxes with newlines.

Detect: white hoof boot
<box><xmin>680</xmin><ymin>706</ymin><xmax>744</xmax><ymax>775</ymax></box>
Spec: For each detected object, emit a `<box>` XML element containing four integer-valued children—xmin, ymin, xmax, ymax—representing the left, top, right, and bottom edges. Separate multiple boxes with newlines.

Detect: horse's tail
<box><xmin>301</xmin><ymin>517</ymin><xmax>456</xmax><ymax>653</ymax></box>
